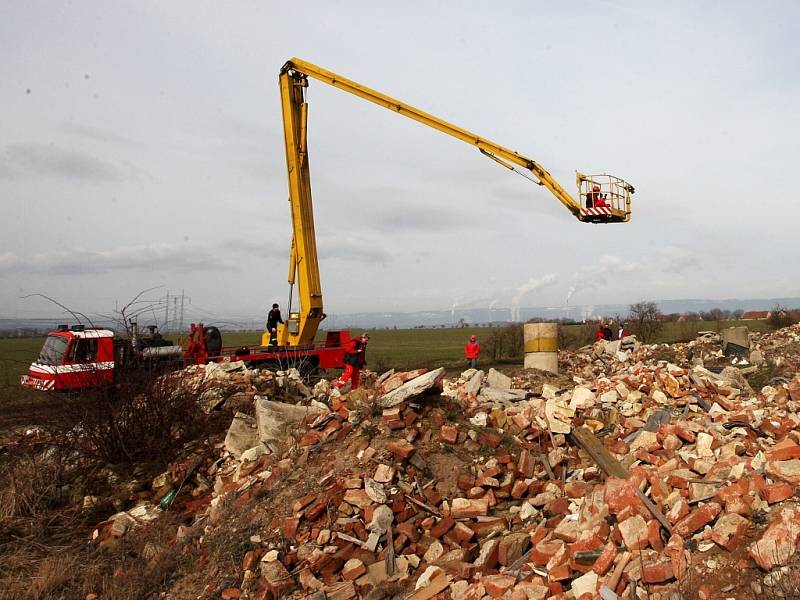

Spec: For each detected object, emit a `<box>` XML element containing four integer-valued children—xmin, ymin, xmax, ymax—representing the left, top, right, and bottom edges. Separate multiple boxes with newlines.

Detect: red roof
<box><xmin>741</xmin><ymin>311</ymin><xmax>770</xmax><ymax>320</ymax></box>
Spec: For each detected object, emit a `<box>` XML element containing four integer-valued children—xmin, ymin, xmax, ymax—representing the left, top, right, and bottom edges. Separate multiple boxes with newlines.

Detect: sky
<box><xmin>2</xmin><ymin>0</ymin><xmax>799</xmax><ymax>326</ymax></box>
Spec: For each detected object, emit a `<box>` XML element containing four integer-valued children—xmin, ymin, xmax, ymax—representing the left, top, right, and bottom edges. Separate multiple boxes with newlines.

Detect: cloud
<box><xmin>0</xmin><ymin>243</ymin><xmax>232</xmax><ymax>276</ymax></box>
<box><xmin>0</xmin><ymin>143</ymin><xmax>121</xmax><ymax>181</ymax></box>
<box><xmin>566</xmin><ymin>247</ymin><xmax>700</xmax><ymax>303</ymax></box>
<box><xmin>59</xmin><ymin>122</ymin><xmax>135</xmax><ymax>145</ymax></box>
<box><xmin>511</xmin><ymin>273</ymin><xmax>558</xmax><ymax>320</ymax></box>
<box><xmin>349</xmin><ymin>189</ymin><xmax>480</xmax><ymax>233</ymax></box>
<box><xmin>320</xmin><ymin>236</ymin><xmax>392</xmax><ymax>266</ymax></box>
<box><xmin>220</xmin><ymin>236</ymin><xmax>392</xmax><ymax>266</ymax></box>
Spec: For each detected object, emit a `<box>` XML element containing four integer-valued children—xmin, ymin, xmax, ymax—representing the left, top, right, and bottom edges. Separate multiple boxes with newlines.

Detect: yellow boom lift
<box><xmin>273</xmin><ymin>58</ymin><xmax>634</xmax><ymax>348</ymax></box>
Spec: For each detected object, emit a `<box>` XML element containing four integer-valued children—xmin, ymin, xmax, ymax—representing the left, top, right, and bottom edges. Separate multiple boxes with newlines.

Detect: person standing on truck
<box><xmin>337</xmin><ymin>333</ymin><xmax>369</xmax><ymax>391</ymax></box>
<box><xmin>465</xmin><ymin>335</ymin><xmax>480</xmax><ymax>369</ymax></box>
<box><xmin>266</xmin><ymin>303</ymin><xmax>283</xmax><ymax>332</ymax></box>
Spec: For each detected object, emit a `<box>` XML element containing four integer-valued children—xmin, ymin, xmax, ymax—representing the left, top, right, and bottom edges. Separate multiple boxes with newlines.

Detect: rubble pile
<box><xmin>90</xmin><ymin>325</ymin><xmax>800</xmax><ymax>599</ymax></box>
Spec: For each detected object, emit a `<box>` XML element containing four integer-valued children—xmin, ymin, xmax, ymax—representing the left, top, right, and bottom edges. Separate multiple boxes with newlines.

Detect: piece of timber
<box><xmin>570</xmin><ymin>427</ymin><xmax>629</xmax><ymax>478</ymax></box>
<box><xmin>570</xmin><ymin>426</ymin><xmax>673</xmax><ymax>535</ymax></box>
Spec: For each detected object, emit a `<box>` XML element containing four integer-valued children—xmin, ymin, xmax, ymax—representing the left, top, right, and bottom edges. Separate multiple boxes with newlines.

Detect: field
<box><xmin>0</xmin><ymin>337</ymin><xmax>50</xmax><ymax>433</ymax></box>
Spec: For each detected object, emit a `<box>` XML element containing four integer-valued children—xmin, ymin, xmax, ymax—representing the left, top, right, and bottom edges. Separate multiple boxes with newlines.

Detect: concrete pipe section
<box><xmin>523</xmin><ymin>322</ymin><xmax>558</xmax><ymax>374</ymax></box>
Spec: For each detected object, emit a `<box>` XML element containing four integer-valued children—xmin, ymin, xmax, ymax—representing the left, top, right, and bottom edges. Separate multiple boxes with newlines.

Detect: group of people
<box><xmin>595</xmin><ymin>322</ymin><xmax>628</xmax><ymax>341</ymax></box>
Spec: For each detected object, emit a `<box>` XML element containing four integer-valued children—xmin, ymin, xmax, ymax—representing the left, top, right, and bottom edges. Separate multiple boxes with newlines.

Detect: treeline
<box><xmin>0</xmin><ymin>328</ymin><xmax>50</xmax><ymax>339</ymax></box>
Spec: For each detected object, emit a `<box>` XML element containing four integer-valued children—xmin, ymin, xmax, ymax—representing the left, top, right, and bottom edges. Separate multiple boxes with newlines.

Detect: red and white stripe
<box><xmin>20</xmin><ymin>375</ymin><xmax>55</xmax><ymax>390</ymax></box>
<box><xmin>580</xmin><ymin>207</ymin><xmax>613</xmax><ymax>217</ymax></box>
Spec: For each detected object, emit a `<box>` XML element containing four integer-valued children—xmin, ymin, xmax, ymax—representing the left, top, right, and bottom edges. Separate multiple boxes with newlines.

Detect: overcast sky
<box><xmin>2</xmin><ymin>1</ymin><xmax>799</xmax><ymax>325</ymax></box>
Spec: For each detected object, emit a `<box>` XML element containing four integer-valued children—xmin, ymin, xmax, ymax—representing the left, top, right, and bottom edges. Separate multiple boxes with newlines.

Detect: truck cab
<box><xmin>21</xmin><ymin>325</ymin><xmax>116</xmax><ymax>391</ymax></box>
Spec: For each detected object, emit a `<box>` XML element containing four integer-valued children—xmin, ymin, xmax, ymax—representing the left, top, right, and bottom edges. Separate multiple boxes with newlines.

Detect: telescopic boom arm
<box><xmin>275</xmin><ymin>58</ymin><xmax>634</xmax><ymax>347</ymax></box>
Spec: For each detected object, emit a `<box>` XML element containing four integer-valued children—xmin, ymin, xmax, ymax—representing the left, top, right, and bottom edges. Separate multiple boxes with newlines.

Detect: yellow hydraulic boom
<box><xmin>274</xmin><ymin>58</ymin><xmax>634</xmax><ymax>347</ymax></box>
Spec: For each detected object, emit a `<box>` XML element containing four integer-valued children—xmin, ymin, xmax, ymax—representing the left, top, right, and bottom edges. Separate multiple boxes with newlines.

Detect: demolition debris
<box><xmin>37</xmin><ymin>325</ymin><xmax>800</xmax><ymax>598</ymax></box>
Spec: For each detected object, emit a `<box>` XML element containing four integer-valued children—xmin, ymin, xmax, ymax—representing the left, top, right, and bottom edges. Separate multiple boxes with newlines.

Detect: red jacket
<box><xmin>595</xmin><ymin>330</ymin><xmax>606</xmax><ymax>341</ymax></box>
<box><xmin>343</xmin><ymin>339</ymin><xmax>366</xmax><ymax>367</ymax></box>
<box><xmin>465</xmin><ymin>341</ymin><xmax>480</xmax><ymax>359</ymax></box>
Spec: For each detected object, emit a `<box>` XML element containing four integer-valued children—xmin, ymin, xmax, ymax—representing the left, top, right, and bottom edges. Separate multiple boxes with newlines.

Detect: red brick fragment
<box><xmin>673</xmin><ymin>502</ymin><xmax>721</xmax><ymax>538</ymax></box>
<box><xmin>591</xmin><ymin>542</ymin><xmax>618</xmax><ymax>575</ymax></box>
<box><xmin>761</xmin><ymin>482</ymin><xmax>793</xmax><ymax>504</ymax></box>
<box><xmin>604</xmin><ymin>477</ymin><xmax>645</xmax><ymax>514</ymax></box>
<box><xmin>293</xmin><ymin>492</ymin><xmax>317</xmax><ymax>513</ymax></box>
<box><xmin>386</xmin><ymin>440</ymin><xmax>415</xmax><ymax>459</ymax></box>
<box><xmin>748</xmin><ymin>505</ymin><xmax>800</xmax><ymax>570</ymax></box>
<box><xmin>483</xmin><ymin>574</ymin><xmax>517</xmax><ymax>597</ymax></box>
<box><xmin>450</xmin><ymin>497</ymin><xmax>488</xmax><ymax>519</ymax></box>
<box><xmin>479</xmin><ymin>430</ymin><xmax>503</xmax><ymax>448</ymax></box>
<box><xmin>451</xmin><ymin>521</ymin><xmax>475</xmax><ymax>544</ymax></box>
<box><xmin>498</xmin><ymin>532</ymin><xmax>529</xmax><ymax>566</ymax></box>
<box><xmin>282</xmin><ymin>516</ymin><xmax>300</xmax><ymax>538</ymax></box>
<box><xmin>341</xmin><ymin>558</ymin><xmax>365</xmax><ymax>580</ymax></box>
<box><xmin>430</xmin><ymin>516</ymin><xmax>455</xmax><ymax>538</ymax></box>
<box><xmin>304</xmin><ymin>499</ymin><xmax>328</xmax><ymax>521</ymax></box>
<box><xmin>641</xmin><ymin>558</ymin><xmax>674</xmax><ymax>583</ymax></box>
<box><xmin>717</xmin><ymin>478</ymin><xmax>749</xmax><ymax>504</ymax></box>
<box><xmin>261</xmin><ymin>559</ymin><xmax>294</xmax><ymax>596</ymax></box>
<box><xmin>711</xmin><ymin>512</ymin><xmax>749</xmax><ymax>552</ymax></box>
<box><xmin>440</xmin><ymin>425</ymin><xmax>458</xmax><ymax>444</ymax></box>
<box><xmin>618</xmin><ymin>515</ymin><xmax>649</xmax><ymax>551</ymax></box>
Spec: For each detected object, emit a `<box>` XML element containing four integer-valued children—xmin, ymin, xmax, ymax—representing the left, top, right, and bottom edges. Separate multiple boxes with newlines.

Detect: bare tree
<box><xmin>628</xmin><ymin>300</ymin><xmax>663</xmax><ymax>343</ymax></box>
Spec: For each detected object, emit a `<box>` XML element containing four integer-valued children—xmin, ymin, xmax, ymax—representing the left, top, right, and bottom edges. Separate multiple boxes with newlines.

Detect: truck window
<box><xmin>69</xmin><ymin>338</ymin><xmax>98</xmax><ymax>363</ymax></box>
<box><xmin>39</xmin><ymin>336</ymin><xmax>69</xmax><ymax>365</ymax></box>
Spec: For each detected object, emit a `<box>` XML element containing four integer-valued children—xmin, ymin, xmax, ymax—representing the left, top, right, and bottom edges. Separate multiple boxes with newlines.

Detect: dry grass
<box><xmin>0</xmin><ymin>368</ymin><xmax>221</xmax><ymax>600</ymax></box>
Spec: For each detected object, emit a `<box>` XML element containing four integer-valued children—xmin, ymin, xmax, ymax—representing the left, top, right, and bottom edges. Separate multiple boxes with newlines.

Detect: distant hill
<box><xmin>3</xmin><ymin>297</ymin><xmax>799</xmax><ymax>333</ymax></box>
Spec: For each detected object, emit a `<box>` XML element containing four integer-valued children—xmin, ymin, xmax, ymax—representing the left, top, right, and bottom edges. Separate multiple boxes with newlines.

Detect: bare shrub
<box><xmin>482</xmin><ymin>324</ymin><xmax>523</xmax><ymax>361</ymax></box>
<box><xmin>558</xmin><ymin>323</ymin><xmax>594</xmax><ymax>350</ymax></box>
<box><xmin>768</xmin><ymin>304</ymin><xmax>798</xmax><ymax>330</ymax></box>
<box><xmin>629</xmin><ymin>300</ymin><xmax>664</xmax><ymax>343</ymax></box>
<box><xmin>52</xmin><ymin>368</ymin><xmax>204</xmax><ymax>464</ymax></box>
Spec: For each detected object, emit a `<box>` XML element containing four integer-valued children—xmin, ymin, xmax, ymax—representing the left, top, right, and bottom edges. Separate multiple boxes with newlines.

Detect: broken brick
<box><xmin>450</xmin><ymin>497</ymin><xmax>489</xmax><ymax>519</ymax></box>
<box><xmin>711</xmin><ymin>512</ymin><xmax>749</xmax><ymax>552</ymax></box>
<box><xmin>440</xmin><ymin>425</ymin><xmax>458</xmax><ymax>444</ymax></box>
<box><xmin>673</xmin><ymin>502</ymin><xmax>721</xmax><ymax>538</ymax></box>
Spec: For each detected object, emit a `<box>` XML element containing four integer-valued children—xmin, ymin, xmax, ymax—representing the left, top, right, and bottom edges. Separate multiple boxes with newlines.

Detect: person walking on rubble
<box><xmin>595</xmin><ymin>324</ymin><xmax>606</xmax><ymax>341</ymax></box>
<box><xmin>602</xmin><ymin>323</ymin><xmax>613</xmax><ymax>341</ymax></box>
<box><xmin>617</xmin><ymin>323</ymin><xmax>629</xmax><ymax>340</ymax></box>
<box><xmin>266</xmin><ymin>303</ymin><xmax>284</xmax><ymax>332</ymax></box>
<box><xmin>337</xmin><ymin>333</ymin><xmax>369</xmax><ymax>391</ymax></box>
<box><xmin>465</xmin><ymin>335</ymin><xmax>481</xmax><ymax>369</ymax></box>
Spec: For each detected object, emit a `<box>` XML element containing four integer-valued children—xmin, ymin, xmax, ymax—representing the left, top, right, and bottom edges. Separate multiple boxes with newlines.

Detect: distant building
<box><xmin>741</xmin><ymin>311</ymin><xmax>771</xmax><ymax>320</ymax></box>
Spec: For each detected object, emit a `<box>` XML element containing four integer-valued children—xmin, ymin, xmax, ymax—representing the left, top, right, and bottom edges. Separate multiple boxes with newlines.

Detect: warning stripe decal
<box><xmin>580</xmin><ymin>207</ymin><xmax>613</xmax><ymax>216</ymax></box>
<box><xmin>29</xmin><ymin>361</ymin><xmax>115</xmax><ymax>375</ymax></box>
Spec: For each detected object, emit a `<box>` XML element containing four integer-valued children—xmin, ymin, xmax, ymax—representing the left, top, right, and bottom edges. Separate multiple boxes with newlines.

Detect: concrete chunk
<box><xmin>486</xmin><ymin>368</ymin><xmax>512</xmax><ymax>390</ymax></box>
<box><xmin>254</xmin><ymin>396</ymin><xmax>326</xmax><ymax>453</ymax></box>
<box><xmin>379</xmin><ymin>367</ymin><xmax>446</xmax><ymax>407</ymax></box>
<box><xmin>224</xmin><ymin>412</ymin><xmax>260</xmax><ymax>459</ymax></box>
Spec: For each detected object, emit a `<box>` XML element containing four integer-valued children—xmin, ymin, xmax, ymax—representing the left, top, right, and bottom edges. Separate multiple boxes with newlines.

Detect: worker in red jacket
<box><xmin>336</xmin><ymin>333</ymin><xmax>369</xmax><ymax>390</ymax></box>
<box><xmin>465</xmin><ymin>335</ymin><xmax>480</xmax><ymax>369</ymax></box>
<box><xmin>595</xmin><ymin>325</ymin><xmax>606</xmax><ymax>341</ymax></box>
